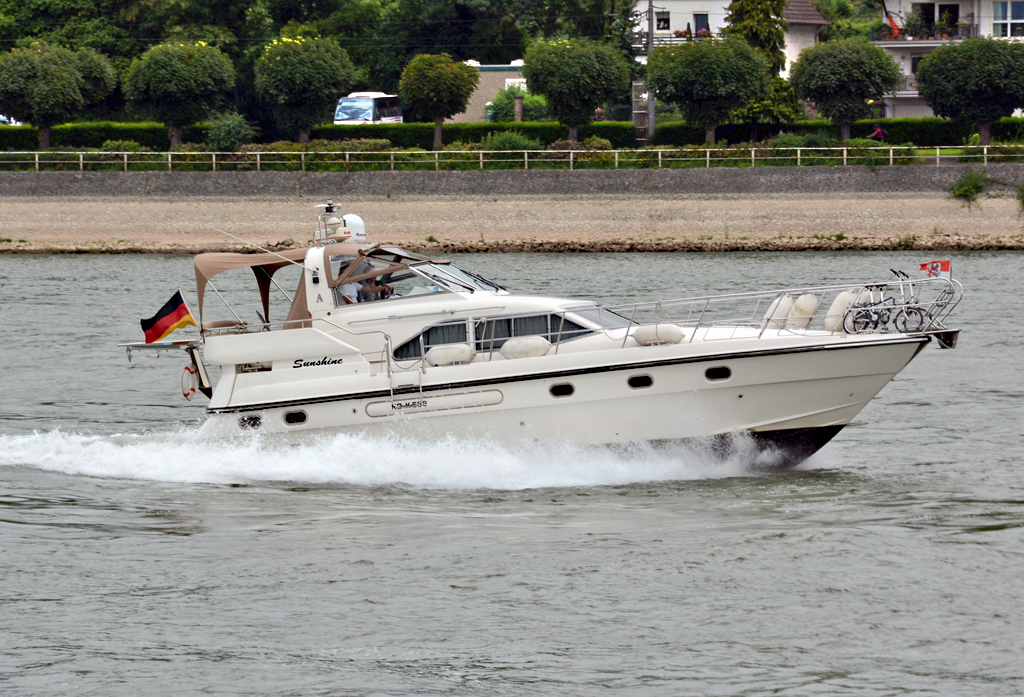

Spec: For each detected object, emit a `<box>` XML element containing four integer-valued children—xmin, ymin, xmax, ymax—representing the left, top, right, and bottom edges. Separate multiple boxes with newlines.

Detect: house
<box><xmin>451</xmin><ymin>60</ymin><xmax>525</xmax><ymax>123</ymax></box>
<box><xmin>871</xmin><ymin>1</ymin><xmax>986</xmax><ymax>117</ymax></box>
<box><xmin>631</xmin><ymin>0</ymin><xmax>827</xmax><ymax>77</ymax></box>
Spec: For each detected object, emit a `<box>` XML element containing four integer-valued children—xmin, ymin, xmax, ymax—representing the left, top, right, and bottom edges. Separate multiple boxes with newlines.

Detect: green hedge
<box><xmin>6</xmin><ymin>117</ymin><xmax>1024</xmax><ymax>151</ymax></box>
<box><xmin>310</xmin><ymin>121</ymin><xmax>636</xmax><ymax>148</ymax></box>
<box><xmin>0</xmin><ymin>122</ymin><xmax>209</xmax><ymax>150</ymax></box>
<box><xmin>653</xmin><ymin>118</ymin><xmax>1024</xmax><ymax>147</ymax></box>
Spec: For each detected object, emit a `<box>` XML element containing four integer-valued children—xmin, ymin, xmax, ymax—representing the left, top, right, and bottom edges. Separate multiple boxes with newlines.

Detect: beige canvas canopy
<box><xmin>193</xmin><ymin>248</ymin><xmax>310</xmax><ymax>323</ymax></box>
<box><xmin>192</xmin><ymin>242</ymin><xmax>423</xmax><ymax>326</ymax></box>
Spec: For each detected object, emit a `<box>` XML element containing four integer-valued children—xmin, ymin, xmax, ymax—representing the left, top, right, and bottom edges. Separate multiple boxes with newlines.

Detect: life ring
<box><xmin>181</xmin><ymin>364</ymin><xmax>198</xmax><ymax>401</ymax></box>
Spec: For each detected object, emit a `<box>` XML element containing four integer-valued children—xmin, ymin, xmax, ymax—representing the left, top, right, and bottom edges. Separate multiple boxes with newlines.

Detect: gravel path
<box><xmin>2</xmin><ymin>193</ymin><xmax>1023</xmax><ymax>253</ymax></box>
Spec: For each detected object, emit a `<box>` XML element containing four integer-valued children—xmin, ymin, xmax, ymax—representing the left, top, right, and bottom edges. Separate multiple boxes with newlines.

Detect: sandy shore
<box><xmin>2</xmin><ymin>192</ymin><xmax>1023</xmax><ymax>253</ymax></box>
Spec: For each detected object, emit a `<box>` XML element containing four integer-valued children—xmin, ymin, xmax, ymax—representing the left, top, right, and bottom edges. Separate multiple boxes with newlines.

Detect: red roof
<box><xmin>785</xmin><ymin>0</ymin><xmax>828</xmax><ymax>25</ymax></box>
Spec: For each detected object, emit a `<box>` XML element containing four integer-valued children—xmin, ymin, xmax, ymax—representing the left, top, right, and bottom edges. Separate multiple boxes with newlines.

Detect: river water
<box><xmin>1</xmin><ymin>251</ymin><xmax>1022</xmax><ymax>695</ymax></box>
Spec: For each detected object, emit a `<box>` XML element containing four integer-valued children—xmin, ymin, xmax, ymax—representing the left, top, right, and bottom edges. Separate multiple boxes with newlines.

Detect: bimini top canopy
<box><xmin>193</xmin><ymin>248</ymin><xmax>311</xmax><ymax>323</ymax></box>
<box><xmin>192</xmin><ymin>243</ymin><xmax>436</xmax><ymax>323</ymax></box>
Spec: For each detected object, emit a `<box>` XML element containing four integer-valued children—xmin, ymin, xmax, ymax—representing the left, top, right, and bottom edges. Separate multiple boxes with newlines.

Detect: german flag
<box><xmin>141</xmin><ymin>290</ymin><xmax>196</xmax><ymax>343</ymax></box>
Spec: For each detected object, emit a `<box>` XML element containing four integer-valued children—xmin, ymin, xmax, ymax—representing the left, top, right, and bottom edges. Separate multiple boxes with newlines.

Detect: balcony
<box><xmin>894</xmin><ymin>74</ymin><xmax>919</xmax><ymax>93</ymax></box>
<box><xmin>870</xmin><ymin>23</ymin><xmax>978</xmax><ymax>42</ymax></box>
<box><xmin>631</xmin><ymin>32</ymin><xmax>724</xmax><ymax>52</ymax></box>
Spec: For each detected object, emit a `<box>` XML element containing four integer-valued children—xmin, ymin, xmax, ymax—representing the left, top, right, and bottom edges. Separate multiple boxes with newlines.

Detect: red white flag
<box><xmin>918</xmin><ymin>260</ymin><xmax>952</xmax><ymax>280</ymax></box>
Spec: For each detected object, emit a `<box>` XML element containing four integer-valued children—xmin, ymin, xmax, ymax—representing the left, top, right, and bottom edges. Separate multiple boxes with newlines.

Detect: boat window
<box><xmin>567</xmin><ymin>305</ymin><xmax>635</xmax><ymax>329</ymax></box>
<box><xmin>393</xmin><ymin>321</ymin><xmax>468</xmax><ymax>360</ymax></box>
<box><xmin>331</xmin><ymin>257</ymin><xmax>451</xmax><ymax>306</ymax></box>
<box><xmin>475</xmin><ymin>314</ymin><xmax>590</xmax><ymax>351</ymax></box>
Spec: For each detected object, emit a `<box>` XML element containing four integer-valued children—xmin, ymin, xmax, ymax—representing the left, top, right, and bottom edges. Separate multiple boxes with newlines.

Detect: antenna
<box><xmin>206</xmin><ymin>225</ymin><xmax>307</xmax><ymax>271</ymax></box>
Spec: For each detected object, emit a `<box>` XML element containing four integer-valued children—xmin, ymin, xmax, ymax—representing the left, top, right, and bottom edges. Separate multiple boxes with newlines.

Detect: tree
<box><xmin>255</xmin><ymin>35</ymin><xmax>359</xmax><ymax>143</ymax></box>
<box><xmin>125</xmin><ymin>42</ymin><xmax>235</xmax><ymax>148</ymax></box>
<box><xmin>916</xmin><ymin>37</ymin><xmax>1024</xmax><ymax>145</ymax></box>
<box><xmin>731</xmin><ymin>76</ymin><xmax>803</xmax><ymax>142</ymax></box>
<box><xmin>0</xmin><ymin>43</ymin><xmax>114</xmax><ymax>148</ymax></box>
<box><xmin>789</xmin><ymin>38</ymin><xmax>900</xmax><ymax>141</ymax></box>
<box><xmin>522</xmin><ymin>38</ymin><xmax>629</xmax><ymax>142</ymax></box>
<box><xmin>646</xmin><ymin>37</ymin><xmax>769</xmax><ymax>144</ymax></box>
<box><xmin>724</xmin><ymin>0</ymin><xmax>788</xmax><ymax>77</ymax></box>
<box><xmin>398</xmin><ymin>54</ymin><xmax>478</xmax><ymax>151</ymax></box>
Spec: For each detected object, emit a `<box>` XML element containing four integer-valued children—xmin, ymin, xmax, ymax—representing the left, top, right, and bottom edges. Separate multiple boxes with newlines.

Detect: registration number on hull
<box><xmin>365</xmin><ymin>390</ymin><xmax>503</xmax><ymax>417</ymax></box>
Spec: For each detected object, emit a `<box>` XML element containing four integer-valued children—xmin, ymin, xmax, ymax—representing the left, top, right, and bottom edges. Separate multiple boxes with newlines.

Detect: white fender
<box><xmin>424</xmin><ymin>343</ymin><xmax>475</xmax><ymax>366</ymax></box>
<box><xmin>499</xmin><ymin>336</ymin><xmax>552</xmax><ymax>359</ymax></box>
<box><xmin>763</xmin><ymin>294</ymin><xmax>793</xmax><ymax>329</ymax></box>
<box><xmin>632</xmin><ymin>323</ymin><xmax>685</xmax><ymax>346</ymax></box>
<box><xmin>787</xmin><ymin>292</ymin><xmax>820</xmax><ymax>329</ymax></box>
<box><xmin>824</xmin><ymin>289</ymin><xmax>859</xmax><ymax>332</ymax></box>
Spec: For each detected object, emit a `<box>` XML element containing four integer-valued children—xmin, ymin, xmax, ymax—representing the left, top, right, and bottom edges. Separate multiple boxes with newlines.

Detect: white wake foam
<box><xmin>0</xmin><ymin>428</ymin><xmax>781</xmax><ymax>489</ymax></box>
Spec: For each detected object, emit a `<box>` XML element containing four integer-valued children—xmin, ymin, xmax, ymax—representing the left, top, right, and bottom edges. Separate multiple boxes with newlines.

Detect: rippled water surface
<box><xmin>1</xmin><ymin>251</ymin><xmax>1023</xmax><ymax>695</ymax></box>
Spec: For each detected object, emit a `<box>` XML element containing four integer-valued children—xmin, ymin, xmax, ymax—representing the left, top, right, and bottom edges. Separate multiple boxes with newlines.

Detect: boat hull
<box><xmin>196</xmin><ymin>336</ymin><xmax>928</xmax><ymax>470</ymax></box>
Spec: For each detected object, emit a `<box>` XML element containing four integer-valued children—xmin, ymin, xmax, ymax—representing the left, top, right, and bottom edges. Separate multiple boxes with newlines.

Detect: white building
<box><xmin>631</xmin><ymin>0</ymin><xmax>827</xmax><ymax>77</ymax></box>
<box><xmin>872</xmin><ymin>1</ymin><xmax>997</xmax><ymax>117</ymax></box>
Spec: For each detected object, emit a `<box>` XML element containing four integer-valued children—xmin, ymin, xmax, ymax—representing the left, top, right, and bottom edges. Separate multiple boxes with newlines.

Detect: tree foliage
<box><xmin>522</xmin><ymin>38</ymin><xmax>629</xmax><ymax>141</ymax></box>
<box><xmin>255</xmin><ymin>35</ymin><xmax>359</xmax><ymax>142</ymax></box>
<box><xmin>646</xmin><ymin>37</ymin><xmax>769</xmax><ymax>143</ymax></box>
<box><xmin>0</xmin><ymin>42</ymin><xmax>114</xmax><ymax>147</ymax></box>
<box><xmin>724</xmin><ymin>0</ymin><xmax>789</xmax><ymax>76</ymax></box>
<box><xmin>125</xmin><ymin>42</ymin><xmax>235</xmax><ymax>146</ymax></box>
<box><xmin>398</xmin><ymin>53</ymin><xmax>479</xmax><ymax>150</ymax></box>
<box><xmin>487</xmin><ymin>85</ymin><xmax>551</xmax><ymax>122</ymax></box>
<box><xmin>916</xmin><ymin>37</ymin><xmax>1024</xmax><ymax>144</ymax></box>
<box><xmin>789</xmin><ymin>38</ymin><xmax>900</xmax><ymax>140</ymax></box>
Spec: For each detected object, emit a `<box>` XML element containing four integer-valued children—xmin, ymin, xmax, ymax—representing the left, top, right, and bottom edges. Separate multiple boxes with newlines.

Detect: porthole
<box><xmin>705</xmin><ymin>366</ymin><xmax>732</xmax><ymax>381</ymax></box>
<box><xmin>628</xmin><ymin>374</ymin><xmax>653</xmax><ymax>389</ymax></box>
<box><xmin>239</xmin><ymin>415</ymin><xmax>262</xmax><ymax>429</ymax></box>
<box><xmin>550</xmin><ymin>383</ymin><xmax>575</xmax><ymax>397</ymax></box>
<box><xmin>284</xmin><ymin>411</ymin><xmax>307</xmax><ymax>425</ymax></box>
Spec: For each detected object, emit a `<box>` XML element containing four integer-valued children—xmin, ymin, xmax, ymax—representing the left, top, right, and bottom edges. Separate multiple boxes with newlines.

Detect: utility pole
<box><xmin>647</xmin><ymin>0</ymin><xmax>655</xmax><ymax>140</ymax></box>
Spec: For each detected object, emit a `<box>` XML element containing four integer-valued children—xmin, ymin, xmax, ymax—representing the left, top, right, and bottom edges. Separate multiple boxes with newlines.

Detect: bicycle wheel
<box><xmin>895</xmin><ymin>307</ymin><xmax>926</xmax><ymax>332</ymax></box>
<box><xmin>843</xmin><ymin>307</ymin><xmax>876</xmax><ymax>333</ymax></box>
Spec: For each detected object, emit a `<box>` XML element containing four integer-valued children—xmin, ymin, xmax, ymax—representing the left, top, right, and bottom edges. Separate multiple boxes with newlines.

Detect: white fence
<box><xmin>0</xmin><ymin>145</ymin><xmax>1018</xmax><ymax>172</ymax></box>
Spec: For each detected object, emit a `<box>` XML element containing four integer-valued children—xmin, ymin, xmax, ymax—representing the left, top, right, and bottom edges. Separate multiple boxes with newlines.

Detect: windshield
<box><xmin>567</xmin><ymin>305</ymin><xmax>636</xmax><ymax>328</ymax></box>
<box><xmin>335</xmin><ymin>98</ymin><xmax>373</xmax><ymax>121</ymax></box>
<box><xmin>413</xmin><ymin>263</ymin><xmax>502</xmax><ymax>292</ymax></box>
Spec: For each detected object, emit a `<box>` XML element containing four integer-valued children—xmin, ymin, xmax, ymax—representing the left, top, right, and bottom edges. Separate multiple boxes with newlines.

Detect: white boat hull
<box><xmin>196</xmin><ymin>335</ymin><xmax>928</xmax><ymax>468</ymax></box>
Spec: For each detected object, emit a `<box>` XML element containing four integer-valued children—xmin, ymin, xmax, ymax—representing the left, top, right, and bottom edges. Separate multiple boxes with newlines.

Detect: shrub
<box><xmin>479</xmin><ymin>130</ymin><xmax>543</xmax><ymax>151</ymax></box>
<box><xmin>487</xmin><ymin>85</ymin><xmax>551</xmax><ymax>122</ymax></box>
<box><xmin>766</xmin><ymin>132</ymin><xmax>805</xmax><ymax>148</ymax></box>
<box><xmin>802</xmin><ymin>130</ymin><xmax>839</xmax><ymax>148</ymax></box>
<box><xmin>338</xmin><ymin>138</ymin><xmax>392</xmax><ymax>151</ymax></box>
<box><xmin>548</xmin><ymin>139</ymin><xmax>584</xmax><ymax>151</ymax></box>
<box><xmin>206</xmin><ymin>112</ymin><xmax>255</xmax><ymax>151</ymax></box>
<box><xmin>582</xmin><ymin>135</ymin><xmax>613</xmax><ymax>150</ymax></box>
<box><xmin>100</xmin><ymin>140</ymin><xmax>151</xmax><ymax>152</ymax></box>
<box><xmin>948</xmin><ymin>167</ymin><xmax>986</xmax><ymax>208</ymax></box>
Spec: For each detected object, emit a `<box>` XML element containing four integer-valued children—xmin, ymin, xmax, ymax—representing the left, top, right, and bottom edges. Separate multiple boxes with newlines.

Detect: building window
<box><xmin>694</xmin><ymin>13</ymin><xmax>710</xmax><ymax>32</ymax></box>
<box><xmin>994</xmin><ymin>1</ymin><xmax>1024</xmax><ymax>36</ymax></box>
<box><xmin>656</xmin><ymin>11</ymin><xmax>670</xmax><ymax>30</ymax></box>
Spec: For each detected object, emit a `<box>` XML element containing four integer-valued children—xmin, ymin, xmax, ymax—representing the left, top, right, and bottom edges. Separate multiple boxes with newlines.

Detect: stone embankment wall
<box><xmin>3</xmin><ymin>165</ymin><xmax>1024</xmax><ymax>253</ymax></box>
<box><xmin>3</xmin><ymin>164</ymin><xmax>1024</xmax><ymax>198</ymax></box>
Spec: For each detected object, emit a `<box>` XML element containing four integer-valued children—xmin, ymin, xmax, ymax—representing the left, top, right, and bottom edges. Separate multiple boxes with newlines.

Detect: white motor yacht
<box><xmin>125</xmin><ymin>202</ymin><xmax>962</xmax><ymax>468</ymax></box>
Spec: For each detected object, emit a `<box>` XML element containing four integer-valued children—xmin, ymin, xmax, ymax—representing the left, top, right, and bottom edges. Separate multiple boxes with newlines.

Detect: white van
<box><xmin>334</xmin><ymin>92</ymin><xmax>403</xmax><ymax>125</ymax></box>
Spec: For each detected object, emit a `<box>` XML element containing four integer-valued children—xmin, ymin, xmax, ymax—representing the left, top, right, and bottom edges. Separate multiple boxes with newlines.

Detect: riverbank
<box><xmin>2</xmin><ymin>168</ymin><xmax>1023</xmax><ymax>253</ymax></box>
